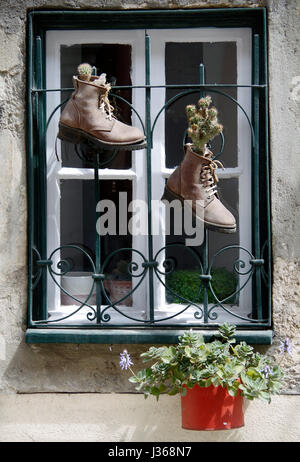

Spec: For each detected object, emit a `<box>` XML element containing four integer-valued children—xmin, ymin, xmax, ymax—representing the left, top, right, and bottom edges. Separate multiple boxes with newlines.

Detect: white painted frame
<box><xmin>46</xmin><ymin>30</ymin><xmax>147</xmax><ymax>317</ymax></box>
<box><xmin>46</xmin><ymin>27</ymin><xmax>252</xmax><ymax>324</ymax></box>
<box><xmin>148</xmin><ymin>27</ymin><xmax>252</xmax><ymax>317</ymax></box>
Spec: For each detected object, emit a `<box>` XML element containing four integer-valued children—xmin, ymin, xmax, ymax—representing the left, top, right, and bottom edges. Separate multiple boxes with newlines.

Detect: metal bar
<box><xmin>27</xmin><ymin>14</ymin><xmax>34</xmax><ymax>327</ymax></box>
<box><xmin>25</xmin><ymin>328</ymin><xmax>273</xmax><ymax>345</ymax></box>
<box><xmin>29</xmin><ymin>7</ymin><xmax>266</xmax><ymax>16</ymax></box>
<box><xmin>252</xmin><ymin>34</ymin><xmax>263</xmax><ymax>321</ymax></box>
<box><xmin>29</xmin><ymin>319</ymin><xmax>270</xmax><ymax>328</ymax></box>
<box><xmin>262</xmin><ymin>11</ymin><xmax>272</xmax><ymax>326</ymax></box>
<box><xmin>94</xmin><ymin>153</ymin><xmax>102</xmax><ymax>324</ymax></box>
<box><xmin>199</xmin><ymin>64</ymin><xmax>209</xmax><ymax>324</ymax></box>
<box><xmin>145</xmin><ymin>33</ymin><xmax>155</xmax><ymax>323</ymax></box>
<box><xmin>32</xmin><ymin>84</ymin><xmax>267</xmax><ymax>93</ymax></box>
<box><xmin>35</xmin><ymin>36</ymin><xmax>48</xmax><ymax>321</ymax></box>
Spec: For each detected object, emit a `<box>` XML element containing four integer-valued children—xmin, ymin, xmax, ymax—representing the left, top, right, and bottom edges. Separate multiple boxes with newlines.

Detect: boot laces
<box><xmin>98</xmin><ymin>85</ymin><xmax>114</xmax><ymax>120</ymax></box>
<box><xmin>199</xmin><ymin>151</ymin><xmax>224</xmax><ymax>199</ymax></box>
<box><xmin>94</xmin><ymin>76</ymin><xmax>114</xmax><ymax>120</ymax></box>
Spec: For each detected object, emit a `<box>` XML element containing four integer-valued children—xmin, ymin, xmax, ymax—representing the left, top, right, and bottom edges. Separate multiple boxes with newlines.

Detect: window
<box><xmin>26</xmin><ymin>8</ymin><xmax>272</xmax><ymax>344</ymax></box>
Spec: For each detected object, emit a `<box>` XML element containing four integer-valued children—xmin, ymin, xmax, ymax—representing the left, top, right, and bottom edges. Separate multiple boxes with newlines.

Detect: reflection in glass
<box><xmin>60</xmin><ymin>179</ymin><xmax>132</xmax><ymax>306</ymax></box>
<box><xmin>165</xmin><ymin>42</ymin><xmax>237</xmax><ymax>168</ymax></box>
<box><xmin>164</xmin><ymin>177</ymin><xmax>240</xmax><ymax>306</ymax></box>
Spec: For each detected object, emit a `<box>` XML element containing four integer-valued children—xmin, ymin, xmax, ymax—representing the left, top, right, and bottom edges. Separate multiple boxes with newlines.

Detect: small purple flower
<box><xmin>260</xmin><ymin>365</ymin><xmax>274</xmax><ymax>379</ymax></box>
<box><xmin>119</xmin><ymin>349</ymin><xmax>134</xmax><ymax>370</ymax></box>
<box><xmin>279</xmin><ymin>338</ymin><xmax>293</xmax><ymax>356</ymax></box>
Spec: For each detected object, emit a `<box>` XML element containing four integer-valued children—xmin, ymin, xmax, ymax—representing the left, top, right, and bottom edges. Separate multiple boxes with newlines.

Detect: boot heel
<box><xmin>160</xmin><ymin>186</ymin><xmax>183</xmax><ymax>202</ymax></box>
<box><xmin>161</xmin><ymin>186</ymin><xmax>179</xmax><ymax>202</ymax></box>
<box><xmin>58</xmin><ymin>124</ymin><xmax>82</xmax><ymax>144</ymax></box>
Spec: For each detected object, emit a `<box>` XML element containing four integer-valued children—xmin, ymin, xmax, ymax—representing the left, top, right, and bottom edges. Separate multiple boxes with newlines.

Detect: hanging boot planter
<box><xmin>58</xmin><ymin>63</ymin><xmax>147</xmax><ymax>151</ymax></box>
<box><xmin>162</xmin><ymin>96</ymin><xmax>236</xmax><ymax>233</ymax></box>
<box><xmin>162</xmin><ymin>143</ymin><xmax>236</xmax><ymax>233</ymax></box>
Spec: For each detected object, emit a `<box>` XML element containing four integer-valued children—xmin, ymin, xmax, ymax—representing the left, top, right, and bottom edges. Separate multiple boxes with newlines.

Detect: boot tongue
<box><xmin>93</xmin><ymin>73</ymin><xmax>107</xmax><ymax>86</ymax></box>
<box><xmin>88</xmin><ymin>75</ymin><xmax>114</xmax><ymax>120</ymax></box>
<box><xmin>202</xmin><ymin>147</ymin><xmax>213</xmax><ymax>160</ymax></box>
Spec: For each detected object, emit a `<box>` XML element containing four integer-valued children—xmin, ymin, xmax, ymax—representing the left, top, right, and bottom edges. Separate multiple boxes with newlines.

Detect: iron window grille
<box><xmin>26</xmin><ymin>8</ymin><xmax>272</xmax><ymax>344</ymax></box>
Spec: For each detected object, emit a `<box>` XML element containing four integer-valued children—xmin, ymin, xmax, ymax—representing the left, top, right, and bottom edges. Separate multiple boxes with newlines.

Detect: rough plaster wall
<box><xmin>267</xmin><ymin>0</ymin><xmax>300</xmax><ymax>392</ymax></box>
<box><xmin>0</xmin><ymin>0</ymin><xmax>299</xmax><ymax>396</ymax></box>
<box><xmin>0</xmin><ymin>393</ymin><xmax>299</xmax><ymax>442</ymax></box>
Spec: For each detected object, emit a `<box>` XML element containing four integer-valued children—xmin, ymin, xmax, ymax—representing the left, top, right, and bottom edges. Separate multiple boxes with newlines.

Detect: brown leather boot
<box><xmin>58</xmin><ymin>75</ymin><xmax>146</xmax><ymax>150</ymax></box>
<box><xmin>162</xmin><ymin>144</ymin><xmax>236</xmax><ymax>233</ymax></box>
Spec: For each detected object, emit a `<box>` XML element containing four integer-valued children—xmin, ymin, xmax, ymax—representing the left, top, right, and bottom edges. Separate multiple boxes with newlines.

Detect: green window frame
<box><xmin>26</xmin><ymin>8</ymin><xmax>273</xmax><ymax>344</ymax></box>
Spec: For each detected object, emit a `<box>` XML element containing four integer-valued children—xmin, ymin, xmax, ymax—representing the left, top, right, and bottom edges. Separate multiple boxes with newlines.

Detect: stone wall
<box><xmin>0</xmin><ymin>0</ymin><xmax>299</xmax><ymax>397</ymax></box>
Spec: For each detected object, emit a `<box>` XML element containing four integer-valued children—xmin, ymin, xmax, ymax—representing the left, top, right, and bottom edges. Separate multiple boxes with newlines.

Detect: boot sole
<box><xmin>161</xmin><ymin>186</ymin><xmax>237</xmax><ymax>234</ymax></box>
<box><xmin>58</xmin><ymin>123</ymin><xmax>147</xmax><ymax>151</ymax></box>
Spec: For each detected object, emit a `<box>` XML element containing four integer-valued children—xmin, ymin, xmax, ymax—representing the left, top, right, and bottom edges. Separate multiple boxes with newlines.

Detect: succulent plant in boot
<box><xmin>77</xmin><ymin>63</ymin><xmax>92</xmax><ymax>81</ymax></box>
<box><xmin>58</xmin><ymin>63</ymin><xmax>146</xmax><ymax>150</ymax></box>
<box><xmin>186</xmin><ymin>96</ymin><xmax>223</xmax><ymax>153</ymax></box>
<box><xmin>161</xmin><ymin>95</ymin><xmax>236</xmax><ymax>234</ymax></box>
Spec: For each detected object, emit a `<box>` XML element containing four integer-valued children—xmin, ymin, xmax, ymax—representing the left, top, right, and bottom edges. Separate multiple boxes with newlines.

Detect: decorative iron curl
<box><xmin>233</xmin><ymin>257</ymin><xmax>253</xmax><ymax>276</ymax></box>
<box><xmin>155</xmin><ymin>256</ymin><xmax>177</xmax><ymax>276</ymax></box>
<box><xmin>151</xmin><ymin>87</ymin><xmax>255</xmax><ymax>148</ymax></box>
<box><xmin>99</xmin><ymin>247</ymin><xmax>149</xmax><ymax>323</ymax></box>
<box><xmin>51</xmin><ymin>258</ymin><xmax>72</xmax><ymax>276</ymax></box>
<box><xmin>206</xmin><ymin>245</ymin><xmax>264</xmax><ymax>322</ymax></box>
<box><xmin>127</xmin><ymin>260</ymin><xmax>147</xmax><ymax>278</ymax></box>
<box><xmin>35</xmin><ymin>244</ymin><xmax>97</xmax><ymax>324</ymax></box>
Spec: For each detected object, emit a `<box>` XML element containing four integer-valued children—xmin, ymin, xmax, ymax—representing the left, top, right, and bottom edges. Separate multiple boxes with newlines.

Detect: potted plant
<box><xmin>103</xmin><ymin>260</ymin><xmax>132</xmax><ymax>306</ymax></box>
<box><xmin>61</xmin><ymin>271</ymin><xmax>96</xmax><ymax>306</ymax></box>
<box><xmin>120</xmin><ymin>323</ymin><xmax>285</xmax><ymax>430</ymax></box>
<box><xmin>166</xmin><ymin>267</ymin><xmax>237</xmax><ymax>304</ymax></box>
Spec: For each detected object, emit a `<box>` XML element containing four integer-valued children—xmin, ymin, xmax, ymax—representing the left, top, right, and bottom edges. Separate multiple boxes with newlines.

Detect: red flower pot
<box><xmin>181</xmin><ymin>383</ymin><xmax>244</xmax><ymax>430</ymax></box>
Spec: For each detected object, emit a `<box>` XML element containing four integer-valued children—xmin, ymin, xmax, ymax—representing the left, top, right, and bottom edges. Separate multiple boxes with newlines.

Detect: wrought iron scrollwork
<box><xmin>30</xmin><ymin>56</ymin><xmax>270</xmax><ymax>328</ymax></box>
<box><xmin>32</xmin><ymin>239</ymin><xmax>268</xmax><ymax>325</ymax></box>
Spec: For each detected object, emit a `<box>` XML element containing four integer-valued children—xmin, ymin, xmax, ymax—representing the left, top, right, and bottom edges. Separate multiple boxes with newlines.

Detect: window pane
<box><xmin>207</xmin><ymin>177</ymin><xmax>239</xmax><ymax>271</ymax></box>
<box><xmin>165</xmin><ymin>42</ymin><xmax>237</xmax><ymax>168</ymax></box>
<box><xmin>60</xmin><ymin>43</ymin><xmax>133</xmax><ymax>169</ymax></box>
<box><xmin>164</xmin><ymin>178</ymin><xmax>240</xmax><ymax>307</ymax></box>
<box><xmin>60</xmin><ymin>179</ymin><xmax>132</xmax><ymax>306</ymax></box>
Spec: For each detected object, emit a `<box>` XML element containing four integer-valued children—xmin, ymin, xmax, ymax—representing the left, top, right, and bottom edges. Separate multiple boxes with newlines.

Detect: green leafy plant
<box><xmin>186</xmin><ymin>96</ymin><xmax>223</xmax><ymax>153</ymax></box>
<box><xmin>166</xmin><ymin>267</ymin><xmax>237</xmax><ymax>304</ymax></box>
<box><xmin>127</xmin><ymin>323</ymin><xmax>284</xmax><ymax>403</ymax></box>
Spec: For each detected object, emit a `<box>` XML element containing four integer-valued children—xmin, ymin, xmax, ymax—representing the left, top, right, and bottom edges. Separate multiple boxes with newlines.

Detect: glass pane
<box><xmin>164</xmin><ymin>178</ymin><xmax>240</xmax><ymax>306</ymax></box>
<box><xmin>208</xmin><ymin>177</ymin><xmax>239</xmax><ymax>270</ymax></box>
<box><xmin>60</xmin><ymin>179</ymin><xmax>132</xmax><ymax>306</ymax></box>
<box><xmin>60</xmin><ymin>43</ymin><xmax>133</xmax><ymax>169</ymax></box>
<box><xmin>165</xmin><ymin>42</ymin><xmax>237</xmax><ymax>168</ymax></box>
